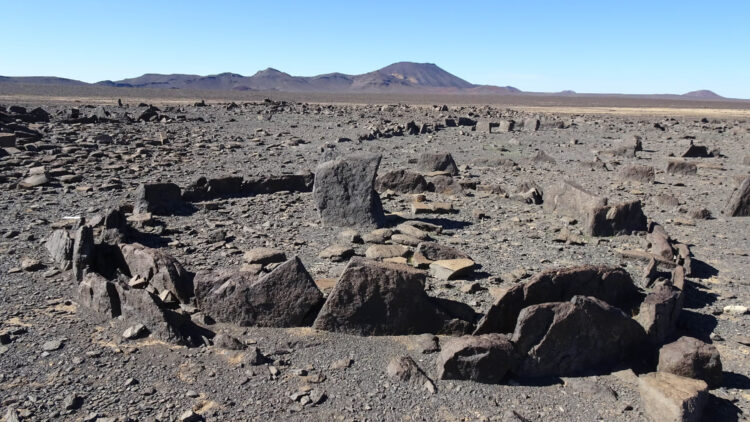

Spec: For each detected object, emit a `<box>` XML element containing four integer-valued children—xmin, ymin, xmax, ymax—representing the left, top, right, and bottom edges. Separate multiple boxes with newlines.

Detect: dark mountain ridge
<box><xmin>0</xmin><ymin>62</ymin><xmax>728</xmax><ymax>98</ymax></box>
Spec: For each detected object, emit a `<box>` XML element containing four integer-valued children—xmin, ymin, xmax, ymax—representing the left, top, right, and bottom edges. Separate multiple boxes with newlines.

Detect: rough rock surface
<box><xmin>313</xmin><ymin>153</ymin><xmax>386</xmax><ymax>228</ymax></box>
<box><xmin>195</xmin><ymin>257</ymin><xmax>323</xmax><ymax>327</ymax></box>
<box><xmin>657</xmin><ymin>337</ymin><xmax>723</xmax><ymax>388</ymax></box>
<box><xmin>475</xmin><ymin>265</ymin><xmax>641</xmax><ymax>334</ymax></box>
<box><xmin>511</xmin><ymin>296</ymin><xmax>646</xmax><ymax>377</ymax></box>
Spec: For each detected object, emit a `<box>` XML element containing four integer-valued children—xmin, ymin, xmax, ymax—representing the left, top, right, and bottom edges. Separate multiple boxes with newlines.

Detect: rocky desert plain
<box><xmin>0</xmin><ymin>88</ymin><xmax>749</xmax><ymax>422</ymax></box>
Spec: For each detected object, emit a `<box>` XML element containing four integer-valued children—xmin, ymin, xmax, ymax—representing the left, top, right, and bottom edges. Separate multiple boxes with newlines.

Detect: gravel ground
<box><xmin>0</xmin><ymin>98</ymin><xmax>748</xmax><ymax>421</ymax></box>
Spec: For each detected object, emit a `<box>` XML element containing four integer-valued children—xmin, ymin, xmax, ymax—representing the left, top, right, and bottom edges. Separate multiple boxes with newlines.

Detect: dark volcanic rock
<box><xmin>312</xmin><ymin>258</ymin><xmax>453</xmax><ymax>335</ymax></box>
<box><xmin>682</xmin><ymin>144</ymin><xmax>712</xmax><ymax>158</ymax></box>
<box><xmin>621</xmin><ymin>165</ymin><xmax>655</xmax><ymax>184</ymax></box>
<box><xmin>666</xmin><ymin>160</ymin><xmax>697</xmax><ymax>176</ymax></box>
<box><xmin>658</xmin><ymin>336</ymin><xmax>722</xmax><ymax>388</ymax></box>
<box><xmin>134</xmin><ymin>183</ymin><xmax>184</xmax><ymax>215</ymax></box>
<box><xmin>475</xmin><ymin>265</ymin><xmax>641</xmax><ymax>335</ymax></box>
<box><xmin>587</xmin><ymin>200</ymin><xmax>648</xmax><ymax>236</ymax></box>
<box><xmin>195</xmin><ymin>257</ymin><xmax>323</xmax><ymax>327</ymax></box>
<box><xmin>635</xmin><ymin>284</ymin><xmax>683</xmax><ymax>344</ymax></box>
<box><xmin>375</xmin><ymin>169</ymin><xmax>429</xmax><ymax>194</ymax></box>
<box><xmin>76</xmin><ymin>273</ymin><xmax>121</xmax><ymax>321</ymax></box>
<box><xmin>726</xmin><ymin>175</ymin><xmax>750</xmax><ymax>217</ymax></box>
<box><xmin>544</xmin><ymin>180</ymin><xmax>606</xmax><ymax>222</ymax></box>
<box><xmin>416</xmin><ymin>152</ymin><xmax>459</xmax><ymax>175</ymax></box>
<box><xmin>313</xmin><ymin>153</ymin><xmax>385</xmax><ymax>228</ymax></box>
<box><xmin>46</xmin><ymin>229</ymin><xmax>73</xmax><ymax>270</ymax></box>
<box><xmin>511</xmin><ymin>296</ymin><xmax>646</xmax><ymax>377</ymax></box>
<box><xmin>120</xmin><ymin>243</ymin><xmax>193</xmax><ymax>303</ymax></box>
<box><xmin>436</xmin><ymin>334</ymin><xmax>516</xmax><ymax>383</ymax></box>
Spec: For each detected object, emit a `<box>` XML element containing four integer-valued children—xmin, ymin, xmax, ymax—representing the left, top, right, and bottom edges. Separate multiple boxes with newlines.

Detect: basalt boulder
<box><xmin>475</xmin><ymin>265</ymin><xmax>641</xmax><ymax>335</ymax></box>
<box><xmin>313</xmin><ymin>153</ymin><xmax>385</xmax><ymax>228</ymax></box>
<box><xmin>195</xmin><ymin>257</ymin><xmax>323</xmax><ymax>327</ymax></box>
<box><xmin>511</xmin><ymin>296</ymin><xmax>646</xmax><ymax>377</ymax></box>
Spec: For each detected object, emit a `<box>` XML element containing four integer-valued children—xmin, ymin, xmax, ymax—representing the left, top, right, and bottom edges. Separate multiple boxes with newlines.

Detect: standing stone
<box><xmin>313</xmin><ymin>153</ymin><xmax>385</xmax><ymax>228</ymax></box>
<box><xmin>133</xmin><ymin>183</ymin><xmax>184</xmax><ymax>215</ymax></box>
<box><xmin>45</xmin><ymin>229</ymin><xmax>73</xmax><ymax>270</ymax></box>
<box><xmin>72</xmin><ymin>226</ymin><xmax>94</xmax><ymax>282</ymax></box>
<box><xmin>725</xmin><ymin>176</ymin><xmax>750</xmax><ymax>217</ymax></box>
<box><xmin>657</xmin><ymin>337</ymin><xmax>722</xmax><ymax>388</ymax></box>
<box><xmin>639</xmin><ymin>372</ymin><xmax>708</xmax><ymax>422</ymax></box>
<box><xmin>635</xmin><ymin>284</ymin><xmax>682</xmax><ymax>344</ymax></box>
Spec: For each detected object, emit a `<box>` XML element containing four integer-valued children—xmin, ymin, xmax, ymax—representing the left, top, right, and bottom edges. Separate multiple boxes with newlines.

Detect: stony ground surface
<box><xmin>0</xmin><ymin>98</ymin><xmax>748</xmax><ymax>421</ymax></box>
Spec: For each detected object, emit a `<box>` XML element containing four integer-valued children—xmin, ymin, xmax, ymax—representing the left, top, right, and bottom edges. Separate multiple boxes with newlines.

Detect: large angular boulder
<box><xmin>194</xmin><ymin>257</ymin><xmax>323</xmax><ymax>327</ymax></box>
<box><xmin>416</xmin><ymin>152</ymin><xmax>458</xmax><ymax>175</ymax></box>
<box><xmin>635</xmin><ymin>284</ymin><xmax>682</xmax><ymax>344</ymax></box>
<box><xmin>638</xmin><ymin>372</ymin><xmax>708</xmax><ymax>422</ymax></box>
<box><xmin>543</xmin><ymin>180</ymin><xmax>607</xmax><ymax>223</ymax></box>
<box><xmin>375</xmin><ymin>169</ymin><xmax>429</xmax><ymax>194</ymax></box>
<box><xmin>725</xmin><ymin>175</ymin><xmax>750</xmax><ymax>217</ymax></box>
<box><xmin>436</xmin><ymin>334</ymin><xmax>516</xmax><ymax>383</ymax></box>
<box><xmin>587</xmin><ymin>200</ymin><xmax>648</xmax><ymax>236</ymax></box>
<box><xmin>511</xmin><ymin>296</ymin><xmax>646</xmax><ymax>377</ymax></box>
<box><xmin>312</xmin><ymin>258</ymin><xmax>452</xmax><ymax>335</ymax></box>
<box><xmin>657</xmin><ymin>337</ymin><xmax>722</xmax><ymax>388</ymax></box>
<box><xmin>666</xmin><ymin>160</ymin><xmax>697</xmax><ymax>176</ymax></box>
<box><xmin>118</xmin><ymin>287</ymin><xmax>192</xmax><ymax>344</ymax></box>
<box><xmin>313</xmin><ymin>153</ymin><xmax>385</xmax><ymax>228</ymax></box>
<box><xmin>621</xmin><ymin>165</ymin><xmax>655</xmax><ymax>184</ymax></box>
<box><xmin>119</xmin><ymin>243</ymin><xmax>193</xmax><ymax>303</ymax></box>
<box><xmin>475</xmin><ymin>265</ymin><xmax>641</xmax><ymax>334</ymax></box>
<box><xmin>133</xmin><ymin>183</ymin><xmax>184</xmax><ymax>215</ymax></box>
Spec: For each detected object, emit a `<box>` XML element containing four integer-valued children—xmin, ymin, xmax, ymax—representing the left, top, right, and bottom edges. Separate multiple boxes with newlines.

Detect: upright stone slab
<box><xmin>313</xmin><ymin>153</ymin><xmax>385</xmax><ymax>228</ymax></box>
<box><xmin>726</xmin><ymin>176</ymin><xmax>750</xmax><ymax>217</ymax></box>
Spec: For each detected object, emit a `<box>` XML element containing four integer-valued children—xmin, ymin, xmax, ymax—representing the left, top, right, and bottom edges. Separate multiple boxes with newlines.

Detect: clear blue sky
<box><xmin>2</xmin><ymin>0</ymin><xmax>749</xmax><ymax>98</ymax></box>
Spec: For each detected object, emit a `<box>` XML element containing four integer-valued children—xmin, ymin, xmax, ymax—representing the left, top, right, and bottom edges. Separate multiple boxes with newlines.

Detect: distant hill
<box><xmin>0</xmin><ymin>64</ymin><xmax>736</xmax><ymax>99</ymax></box>
<box><xmin>682</xmin><ymin>90</ymin><xmax>724</xmax><ymax>99</ymax></box>
<box><xmin>0</xmin><ymin>76</ymin><xmax>88</xmax><ymax>86</ymax></box>
<box><xmin>92</xmin><ymin>62</ymin><xmax>509</xmax><ymax>94</ymax></box>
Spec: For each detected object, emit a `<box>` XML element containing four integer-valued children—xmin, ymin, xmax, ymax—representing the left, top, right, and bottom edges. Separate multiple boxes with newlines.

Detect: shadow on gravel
<box><xmin>130</xmin><ymin>231</ymin><xmax>172</xmax><ymax>249</ymax></box>
<box><xmin>690</xmin><ymin>259</ymin><xmax>719</xmax><ymax>279</ymax></box>
<box><xmin>683</xmin><ymin>281</ymin><xmax>719</xmax><ymax>309</ymax></box>
<box><xmin>722</xmin><ymin>371</ymin><xmax>750</xmax><ymax>390</ymax></box>
<box><xmin>676</xmin><ymin>310</ymin><xmax>718</xmax><ymax>343</ymax></box>
<box><xmin>509</xmin><ymin>376</ymin><xmax>563</xmax><ymax>387</ymax></box>
<box><xmin>703</xmin><ymin>393</ymin><xmax>742</xmax><ymax>422</ymax></box>
<box><xmin>415</xmin><ymin>217</ymin><xmax>472</xmax><ymax>231</ymax></box>
<box><xmin>384</xmin><ymin>215</ymin><xmax>473</xmax><ymax>231</ymax></box>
